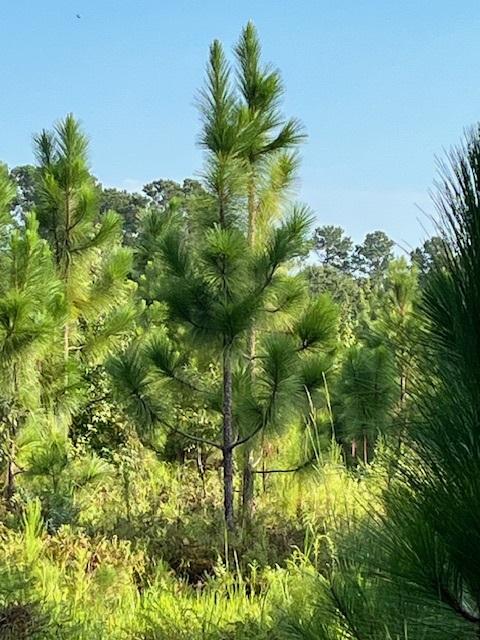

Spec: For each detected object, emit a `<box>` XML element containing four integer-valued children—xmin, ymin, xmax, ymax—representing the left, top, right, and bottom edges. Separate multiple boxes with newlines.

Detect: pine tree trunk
<box><xmin>5</xmin><ymin>368</ymin><xmax>19</xmax><ymax>509</ymax></box>
<box><xmin>247</xmin><ymin>170</ymin><xmax>256</xmax><ymax>246</ymax></box>
<box><xmin>351</xmin><ymin>439</ymin><xmax>357</xmax><ymax>460</ymax></box>
<box><xmin>398</xmin><ymin>369</ymin><xmax>407</xmax><ymax>448</ymax></box>
<box><xmin>5</xmin><ymin>455</ymin><xmax>15</xmax><ymax>507</ymax></box>
<box><xmin>241</xmin><ymin>449</ymin><xmax>254</xmax><ymax>522</ymax></box>
<box><xmin>241</xmin><ymin>319</ymin><xmax>256</xmax><ymax>523</ymax></box>
<box><xmin>5</xmin><ymin>422</ymin><xmax>17</xmax><ymax>509</ymax></box>
<box><xmin>63</xmin><ymin>256</ymin><xmax>71</xmax><ymax>389</ymax></box>
<box><xmin>223</xmin><ymin>348</ymin><xmax>235</xmax><ymax>532</ymax></box>
<box><xmin>242</xmin><ymin>172</ymin><xmax>257</xmax><ymax>522</ymax></box>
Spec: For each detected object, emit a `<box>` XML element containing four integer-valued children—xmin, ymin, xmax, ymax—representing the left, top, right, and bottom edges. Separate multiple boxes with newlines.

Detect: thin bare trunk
<box><xmin>5</xmin><ymin>367</ymin><xmax>19</xmax><ymax>509</ymax></box>
<box><xmin>247</xmin><ymin>170</ymin><xmax>256</xmax><ymax>246</ymax></box>
<box><xmin>400</xmin><ymin>373</ymin><xmax>406</xmax><ymax>406</ymax></box>
<box><xmin>351</xmin><ymin>440</ymin><xmax>357</xmax><ymax>459</ymax></box>
<box><xmin>242</xmin><ymin>170</ymin><xmax>258</xmax><ymax>521</ymax></box>
<box><xmin>63</xmin><ymin>254</ymin><xmax>71</xmax><ymax>391</ymax></box>
<box><xmin>398</xmin><ymin>369</ymin><xmax>407</xmax><ymax>447</ymax></box>
<box><xmin>223</xmin><ymin>347</ymin><xmax>234</xmax><ymax>532</ymax></box>
<box><xmin>122</xmin><ymin>467</ymin><xmax>131</xmax><ymax>522</ymax></box>
<box><xmin>196</xmin><ymin>446</ymin><xmax>207</xmax><ymax>501</ymax></box>
<box><xmin>4</xmin><ymin>414</ymin><xmax>18</xmax><ymax>509</ymax></box>
<box><xmin>5</xmin><ymin>438</ymin><xmax>15</xmax><ymax>508</ymax></box>
<box><xmin>241</xmin><ymin>449</ymin><xmax>254</xmax><ymax>522</ymax></box>
<box><xmin>261</xmin><ymin>434</ymin><xmax>267</xmax><ymax>493</ymax></box>
<box><xmin>63</xmin><ymin>190</ymin><xmax>71</xmax><ymax>372</ymax></box>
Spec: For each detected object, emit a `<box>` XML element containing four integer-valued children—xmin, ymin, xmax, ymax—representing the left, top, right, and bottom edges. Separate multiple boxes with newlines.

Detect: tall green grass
<box><xmin>0</xmin><ymin>440</ymin><xmax>380</xmax><ymax>639</ymax></box>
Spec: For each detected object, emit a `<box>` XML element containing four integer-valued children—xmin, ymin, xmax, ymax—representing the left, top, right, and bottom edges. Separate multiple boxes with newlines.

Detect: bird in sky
<box><xmin>76</xmin><ymin>13</ymin><xmax>81</xmax><ymax>19</ymax></box>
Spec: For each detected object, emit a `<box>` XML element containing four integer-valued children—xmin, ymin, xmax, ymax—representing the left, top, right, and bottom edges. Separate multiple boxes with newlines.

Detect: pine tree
<box><xmin>338</xmin><ymin>343</ymin><xmax>396</xmax><ymax>463</ymax></box>
<box><xmin>375</xmin><ymin>258</ymin><xmax>420</xmax><ymax>445</ymax></box>
<box><xmin>110</xmin><ymin>203</ymin><xmax>337</xmax><ymax>531</ymax></box>
<box><xmin>109</xmin><ymin>39</ymin><xmax>337</xmax><ymax>532</ymax></box>
<box><xmin>0</xmin><ymin>169</ymin><xmax>64</xmax><ymax>505</ymax></box>
<box><xmin>33</xmin><ymin>115</ymin><xmax>136</xmax><ymax>410</ymax></box>
<box><xmin>0</xmin><ymin>165</ymin><xmax>15</xmax><ymax>229</ymax></box>
<box><xmin>234</xmin><ymin>21</ymin><xmax>305</xmax><ymax>246</ymax></box>
<box><xmin>234</xmin><ymin>22</ymin><xmax>306</xmax><ymax>517</ymax></box>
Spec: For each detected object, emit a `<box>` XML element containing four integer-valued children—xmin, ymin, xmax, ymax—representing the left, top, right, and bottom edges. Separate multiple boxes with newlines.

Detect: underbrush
<box><xmin>0</xmin><ymin>445</ymin><xmax>379</xmax><ymax>639</ymax></box>
<box><xmin>0</xmin><ymin>511</ymin><xmax>314</xmax><ymax>639</ymax></box>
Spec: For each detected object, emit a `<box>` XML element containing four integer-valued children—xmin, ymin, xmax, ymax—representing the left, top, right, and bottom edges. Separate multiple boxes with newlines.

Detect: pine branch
<box><xmin>231</xmin><ymin>421</ymin><xmax>265</xmax><ymax>449</ymax></box>
<box><xmin>231</xmin><ymin>356</ymin><xmax>284</xmax><ymax>449</ymax></box>
<box><xmin>163</xmin><ymin>368</ymin><xmax>218</xmax><ymax>402</ymax></box>
<box><xmin>252</xmin><ymin>456</ymin><xmax>315</xmax><ymax>475</ymax></box>
<box><xmin>159</xmin><ymin>417</ymin><xmax>223</xmax><ymax>450</ymax></box>
<box><xmin>439</xmin><ymin>586</ymin><xmax>480</xmax><ymax>625</ymax></box>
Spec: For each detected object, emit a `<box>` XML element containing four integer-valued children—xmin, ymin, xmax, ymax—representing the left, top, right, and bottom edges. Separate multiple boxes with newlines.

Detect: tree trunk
<box><xmin>122</xmin><ymin>467</ymin><xmax>131</xmax><ymax>522</ymax></box>
<box><xmin>400</xmin><ymin>372</ymin><xmax>406</xmax><ymax>407</ymax></box>
<box><xmin>241</xmin><ymin>448</ymin><xmax>254</xmax><ymax>524</ymax></box>
<box><xmin>247</xmin><ymin>170</ymin><xmax>257</xmax><ymax>247</ymax></box>
<box><xmin>363</xmin><ymin>434</ymin><xmax>368</xmax><ymax>465</ymax></box>
<box><xmin>351</xmin><ymin>439</ymin><xmax>357</xmax><ymax>460</ymax></box>
<box><xmin>398</xmin><ymin>369</ymin><xmax>407</xmax><ymax>449</ymax></box>
<box><xmin>241</xmin><ymin>329</ymin><xmax>256</xmax><ymax>522</ymax></box>
<box><xmin>242</xmin><ymin>171</ymin><xmax>258</xmax><ymax>522</ymax></box>
<box><xmin>5</xmin><ymin>429</ymin><xmax>16</xmax><ymax>509</ymax></box>
<box><xmin>62</xmin><ymin>254</ymin><xmax>71</xmax><ymax>384</ymax></box>
<box><xmin>5</xmin><ymin>372</ymin><xmax>19</xmax><ymax>510</ymax></box>
<box><xmin>196</xmin><ymin>446</ymin><xmax>207</xmax><ymax>501</ymax></box>
<box><xmin>222</xmin><ymin>348</ymin><xmax>235</xmax><ymax>532</ymax></box>
<box><xmin>5</xmin><ymin>459</ymin><xmax>15</xmax><ymax>507</ymax></box>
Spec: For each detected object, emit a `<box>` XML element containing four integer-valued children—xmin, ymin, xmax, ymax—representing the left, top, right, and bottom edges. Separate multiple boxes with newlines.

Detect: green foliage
<box><xmin>353</xmin><ymin>230</ymin><xmax>394</xmax><ymax>278</ymax></box>
<box><xmin>0</xmin><ymin>163</ymin><xmax>15</xmax><ymax>226</ymax></box>
<box><xmin>1</xmin><ymin>19</ymin><xmax>479</xmax><ymax>640</ymax></box>
<box><xmin>295</xmin><ymin>295</ymin><xmax>338</xmax><ymax>352</ymax></box>
<box><xmin>338</xmin><ymin>344</ymin><xmax>396</xmax><ymax>458</ymax></box>
<box><xmin>98</xmin><ymin>186</ymin><xmax>148</xmax><ymax>243</ymax></box>
<box><xmin>410</xmin><ymin>235</ymin><xmax>445</xmax><ymax>283</ymax></box>
<box><xmin>281</xmin><ymin>125</ymin><xmax>480</xmax><ymax>640</ymax></box>
<box><xmin>8</xmin><ymin>164</ymin><xmax>39</xmax><ymax>220</ymax></box>
<box><xmin>313</xmin><ymin>224</ymin><xmax>353</xmax><ymax>271</ymax></box>
<box><xmin>34</xmin><ymin>115</ymin><xmax>130</xmax><ymax>323</ymax></box>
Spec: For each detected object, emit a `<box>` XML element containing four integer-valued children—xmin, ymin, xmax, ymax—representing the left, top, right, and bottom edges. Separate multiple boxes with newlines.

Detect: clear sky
<box><xmin>2</xmin><ymin>0</ymin><xmax>480</xmax><ymax>249</ymax></box>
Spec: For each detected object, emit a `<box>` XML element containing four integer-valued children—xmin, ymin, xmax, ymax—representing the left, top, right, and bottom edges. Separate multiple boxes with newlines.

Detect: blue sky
<box><xmin>2</xmin><ymin>1</ymin><xmax>480</xmax><ymax>249</ymax></box>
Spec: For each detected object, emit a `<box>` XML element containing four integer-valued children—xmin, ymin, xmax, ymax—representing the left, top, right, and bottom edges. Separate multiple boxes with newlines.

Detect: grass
<box><xmin>0</xmin><ymin>439</ymin><xmax>381</xmax><ymax>639</ymax></box>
